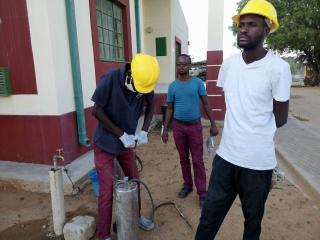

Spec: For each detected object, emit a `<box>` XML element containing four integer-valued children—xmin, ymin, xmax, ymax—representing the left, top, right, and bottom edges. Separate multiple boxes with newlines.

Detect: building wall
<box><xmin>0</xmin><ymin>0</ymin><xmax>37</xmax><ymax>94</ymax></box>
<box><xmin>0</xmin><ymin>0</ymin><xmax>188</xmax><ymax>164</ymax></box>
<box><xmin>0</xmin><ymin>0</ymin><xmax>99</xmax><ymax>164</ymax></box>
<box><xmin>171</xmin><ymin>0</ymin><xmax>189</xmax><ymax>79</ymax></box>
<box><xmin>0</xmin><ymin>0</ymin><xmax>96</xmax><ymax>115</ymax></box>
<box><xmin>142</xmin><ymin>0</ymin><xmax>172</xmax><ymax>87</ymax></box>
<box><xmin>74</xmin><ymin>0</ymin><xmax>97</xmax><ymax>108</ymax></box>
<box><xmin>143</xmin><ymin>0</ymin><xmax>189</xmax><ymax>113</ymax></box>
<box><xmin>171</xmin><ymin>0</ymin><xmax>188</xmax><ymax>55</ymax></box>
<box><xmin>206</xmin><ymin>0</ymin><xmax>225</xmax><ymax>121</ymax></box>
<box><xmin>129</xmin><ymin>0</ymin><xmax>138</xmax><ymax>55</ymax></box>
<box><xmin>89</xmin><ymin>0</ymin><xmax>132</xmax><ymax>80</ymax></box>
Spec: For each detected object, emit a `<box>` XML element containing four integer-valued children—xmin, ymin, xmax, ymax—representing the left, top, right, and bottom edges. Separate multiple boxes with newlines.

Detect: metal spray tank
<box><xmin>115</xmin><ymin>177</ymin><xmax>139</xmax><ymax>240</ymax></box>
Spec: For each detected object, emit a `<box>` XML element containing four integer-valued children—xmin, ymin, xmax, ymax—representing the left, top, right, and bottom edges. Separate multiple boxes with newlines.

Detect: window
<box><xmin>175</xmin><ymin>39</ymin><xmax>181</xmax><ymax>78</ymax></box>
<box><xmin>96</xmin><ymin>0</ymin><xmax>124</xmax><ymax>61</ymax></box>
<box><xmin>0</xmin><ymin>0</ymin><xmax>37</xmax><ymax>94</ymax></box>
<box><xmin>175</xmin><ymin>40</ymin><xmax>181</xmax><ymax>61</ymax></box>
<box><xmin>156</xmin><ymin>37</ymin><xmax>167</xmax><ymax>56</ymax></box>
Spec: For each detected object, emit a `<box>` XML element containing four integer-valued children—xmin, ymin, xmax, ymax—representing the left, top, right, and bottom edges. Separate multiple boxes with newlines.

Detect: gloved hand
<box><xmin>206</xmin><ymin>136</ymin><xmax>214</xmax><ymax>154</ymax></box>
<box><xmin>119</xmin><ymin>132</ymin><xmax>136</xmax><ymax>148</ymax></box>
<box><xmin>160</xmin><ymin>125</ymin><xmax>164</xmax><ymax>143</ymax></box>
<box><xmin>135</xmin><ymin>130</ymin><xmax>148</xmax><ymax>146</ymax></box>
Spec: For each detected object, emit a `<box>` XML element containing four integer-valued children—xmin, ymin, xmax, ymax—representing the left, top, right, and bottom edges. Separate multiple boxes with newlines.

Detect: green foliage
<box><xmin>233</xmin><ymin>0</ymin><xmax>320</xmax><ymax>86</ymax></box>
<box><xmin>267</xmin><ymin>0</ymin><xmax>320</xmax><ymax>53</ymax></box>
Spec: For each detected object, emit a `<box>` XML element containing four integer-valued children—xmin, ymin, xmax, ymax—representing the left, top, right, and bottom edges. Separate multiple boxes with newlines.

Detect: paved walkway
<box><xmin>290</xmin><ymin>87</ymin><xmax>320</xmax><ymax>131</ymax></box>
<box><xmin>275</xmin><ymin>87</ymin><xmax>320</xmax><ymax>203</ymax></box>
<box><xmin>275</xmin><ymin>116</ymin><xmax>320</xmax><ymax>202</ymax></box>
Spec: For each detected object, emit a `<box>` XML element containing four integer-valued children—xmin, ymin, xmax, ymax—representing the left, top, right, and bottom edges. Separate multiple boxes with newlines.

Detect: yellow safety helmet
<box><xmin>131</xmin><ymin>53</ymin><xmax>160</xmax><ymax>94</ymax></box>
<box><xmin>232</xmin><ymin>0</ymin><xmax>279</xmax><ymax>33</ymax></box>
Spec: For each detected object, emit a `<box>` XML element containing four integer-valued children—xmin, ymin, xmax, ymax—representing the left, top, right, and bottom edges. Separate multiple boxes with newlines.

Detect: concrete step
<box><xmin>0</xmin><ymin>151</ymin><xmax>94</xmax><ymax>195</ymax></box>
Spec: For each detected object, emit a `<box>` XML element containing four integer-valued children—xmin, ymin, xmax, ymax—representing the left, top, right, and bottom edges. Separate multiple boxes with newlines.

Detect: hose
<box><xmin>130</xmin><ymin>178</ymin><xmax>193</xmax><ymax>231</ymax></box>
<box><xmin>155</xmin><ymin>201</ymin><xmax>193</xmax><ymax>230</ymax></box>
<box><xmin>133</xmin><ymin>140</ymin><xmax>143</xmax><ymax>172</ymax></box>
<box><xmin>131</xmin><ymin>178</ymin><xmax>155</xmax><ymax>221</ymax></box>
<box><xmin>135</xmin><ymin>152</ymin><xmax>143</xmax><ymax>172</ymax></box>
<box><xmin>116</xmin><ymin>143</ymin><xmax>193</xmax><ymax>232</ymax></box>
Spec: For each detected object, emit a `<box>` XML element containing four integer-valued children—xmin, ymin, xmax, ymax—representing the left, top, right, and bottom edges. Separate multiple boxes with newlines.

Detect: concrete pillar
<box><xmin>206</xmin><ymin>0</ymin><xmax>225</xmax><ymax>120</ymax></box>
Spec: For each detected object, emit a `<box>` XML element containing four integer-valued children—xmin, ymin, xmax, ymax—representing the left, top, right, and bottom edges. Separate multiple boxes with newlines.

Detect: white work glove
<box><xmin>206</xmin><ymin>136</ymin><xmax>214</xmax><ymax>154</ymax></box>
<box><xmin>119</xmin><ymin>132</ymin><xmax>136</xmax><ymax>148</ymax></box>
<box><xmin>161</xmin><ymin>125</ymin><xmax>164</xmax><ymax>143</ymax></box>
<box><xmin>135</xmin><ymin>130</ymin><xmax>148</xmax><ymax>146</ymax></box>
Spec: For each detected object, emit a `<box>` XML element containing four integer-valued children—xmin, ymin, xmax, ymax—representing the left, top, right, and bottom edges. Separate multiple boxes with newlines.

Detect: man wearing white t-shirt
<box><xmin>195</xmin><ymin>0</ymin><xmax>292</xmax><ymax>239</ymax></box>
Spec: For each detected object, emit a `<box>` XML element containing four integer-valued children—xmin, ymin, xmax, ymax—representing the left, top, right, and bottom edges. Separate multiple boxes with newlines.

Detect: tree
<box><xmin>234</xmin><ymin>0</ymin><xmax>320</xmax><ymax>86</ymax></box>
<box><xmin>283</xmin><ymin>57</ymin><xmax>304</xmax><ymax>76</ymax></box>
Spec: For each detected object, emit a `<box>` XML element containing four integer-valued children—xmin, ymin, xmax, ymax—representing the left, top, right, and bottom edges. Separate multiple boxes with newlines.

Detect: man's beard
<box><xmin>237</xmin><ymin>32</ymin><xmax>265</xmax><ymax>50</ymax></box>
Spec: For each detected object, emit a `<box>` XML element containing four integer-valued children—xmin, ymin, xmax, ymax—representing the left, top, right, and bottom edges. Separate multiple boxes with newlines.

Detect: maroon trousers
<box><xmin>94</xmin><ymin>145</ymin><xmax>140</xmax><ymax>240</ymax></box>
<box><xmin>172</xmin><ymin>120</ymin><xmax>207</xmax><ymax>198</ymax></box>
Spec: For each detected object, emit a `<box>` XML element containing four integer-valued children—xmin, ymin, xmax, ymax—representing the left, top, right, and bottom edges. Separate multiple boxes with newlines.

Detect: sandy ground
<box><xmin>1</xmin><ymin>87</ymin><xmax>320</xmax><ymax>240</ymax></box>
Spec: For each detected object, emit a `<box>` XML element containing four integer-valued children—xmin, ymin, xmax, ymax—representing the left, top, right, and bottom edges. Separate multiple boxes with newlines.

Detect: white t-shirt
<box><xmin>217</xmin><ymin>51</ymin><xmax>292</xmax><ymax>170</ymax></box>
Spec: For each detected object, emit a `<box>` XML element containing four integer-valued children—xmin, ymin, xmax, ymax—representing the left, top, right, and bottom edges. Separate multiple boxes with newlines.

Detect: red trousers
<box><xmin>94</xmin><ymin>145</ymin><xmax>140</xmax><ymax>240</ymax></box>
<box><xmin>172</xmin><ymin>120</ymin><xmax>207</xmax><ymax>198</ymax></box>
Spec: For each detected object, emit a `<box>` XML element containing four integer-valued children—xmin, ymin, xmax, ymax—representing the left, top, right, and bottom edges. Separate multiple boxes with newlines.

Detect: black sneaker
<box><xmin>178</xmin><ymin>187</ymin><xmax>193</xmax><ymax>198</ymax></box>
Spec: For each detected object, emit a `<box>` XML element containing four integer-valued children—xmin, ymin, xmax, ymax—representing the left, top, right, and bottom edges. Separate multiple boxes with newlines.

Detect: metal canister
<box><xmin>115</xmin><ymin>177</ymin><xmax>139</xmax><ymax>240</ymax></box>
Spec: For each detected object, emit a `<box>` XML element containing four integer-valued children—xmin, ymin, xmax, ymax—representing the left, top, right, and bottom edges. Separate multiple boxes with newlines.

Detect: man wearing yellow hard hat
<box><xmin>91</xmin><ymin>53</ymin><xmax>160</xmax><ymax>240</ymax></box>
<box><xmin>196</xmin><ymin>0</ymin><xmax>292</xmax><ymax>239</ymax></box>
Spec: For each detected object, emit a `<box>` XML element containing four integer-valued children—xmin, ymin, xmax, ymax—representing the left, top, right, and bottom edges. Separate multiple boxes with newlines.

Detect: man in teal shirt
<box><xmin>162</xmin><ymin>54</ymin><xmax>219</xmax><ymax>208</ymax></box>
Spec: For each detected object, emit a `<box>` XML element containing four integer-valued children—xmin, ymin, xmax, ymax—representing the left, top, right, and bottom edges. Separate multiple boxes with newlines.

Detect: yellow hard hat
<box><xmin>232</xmin><ymin>0</ymin><xmax>279</xmax><ymax>33</ymax></box>
<box><xmin>131</xmin><ymin>53</ymin><xmax>160</xmax><ymax>93</ymax></box>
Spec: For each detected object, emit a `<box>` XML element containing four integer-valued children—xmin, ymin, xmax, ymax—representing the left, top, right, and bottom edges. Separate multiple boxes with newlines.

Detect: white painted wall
<box><xmin>223</xmin><ymin>1</ymin><xmax>240</xmax><ymax>59</ymax></box>
<box><xmin>208</xmin><ymin>0</ymin><xmax>224</xmax><ymax>51</ymax></box>
<box><xmin>129</xmin><ymin>0</ymin><xmax>138</xmax><ymax>55</ymax></box>
<box><xmin>171</xmin><ymin>0</ymin><xmax>188</xmax><ymax>73</ymax></box>
<box><xmin>74</xmin><ymin>0</ymin><xmax>96</xmax><ymax>109</ymax></box>
<box><xmin>142</xmin><ymin>0</ymin><xmax>172</xmax><ymax>87</ymax></box>
<box><xmin>171</xmin><ymin>0</ymin><xmax>188</xmax><ymax>55</ymax></box>
<box><xmin>0</xmin><ymin>0</ymin><xmax>58</xmax><ymax>115</ymax></box>
<box><xmin>0</xmin><ymin>0</ymin><xmax>96</xmax><ymax>115</ymax></box>
<box><xmin>141</xmin><ymin>0</ymin><xmax>188</xmax><ymax>93</ymax></box>
<box><xmin>46</xmin><ymin>0</ymin><xmax>75</xmax><ymax>114</ymax></box>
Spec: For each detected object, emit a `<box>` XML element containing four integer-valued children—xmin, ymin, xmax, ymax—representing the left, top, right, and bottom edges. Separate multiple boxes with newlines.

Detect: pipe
<box><xmin>50</xmin><ymin>169</ymin><xmax>66</xmax><ymax>236</ymax></box>
<box><xmin>49</xmin><ymin>150</ymin><xmax>66</xmax><ymax>236</ymax></box>
<box><xmin>134</xmin><ymin>0</ymin><xmax>141</xmax><ymax>53</ymax></box>
<box><xmin>65</xmin><ymin>0</ymin><xmax>90</xmax><ymax>147</ymax></box>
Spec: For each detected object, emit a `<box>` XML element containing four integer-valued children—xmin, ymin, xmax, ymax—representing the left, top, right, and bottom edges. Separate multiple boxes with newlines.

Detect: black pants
<box><xmin>195</xmin><ymin>154</ymin><xmax>272</xmax><ymax>240</ymax></box>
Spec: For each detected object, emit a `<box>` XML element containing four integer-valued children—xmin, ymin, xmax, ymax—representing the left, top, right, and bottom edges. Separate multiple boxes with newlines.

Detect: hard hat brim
<box><xmin>134</xmin><ymin>83</ymin><xmax>153</xmax><ymax>94</ymax></box>
<box><xmin>131</xmin><ymin>53</ymin><xmax>160</xmax><ymax>94</ymax></box>
<box><xmin>232</xmin><ymin>13</ymin><xmax>279</xmax><ymax>32</ymax></box>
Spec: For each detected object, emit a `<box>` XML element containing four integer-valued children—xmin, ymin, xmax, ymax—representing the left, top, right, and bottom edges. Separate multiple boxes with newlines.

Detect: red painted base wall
<box><xmin>0</xmin><ymin>71</ymin><xmax>223</xmax><ymax>165</ymax></box>
<box><xmin>0</xmin><ymin>108</ymin><xmax>96</xmax><ymax>165</ymax></box>
<box><xmin>206</xmin><ymin>50</ymin><xmax>226</xmax><ymax>121</ymax></box>
<box><xmin>0</xmin><ymin>95</ymin><xmax>170</xmax><ymax>165</ymax></box>
<box><xmin>154</xmin><ymin>93</ymin><xmax>167</xmax><ymax>115</ymax></box>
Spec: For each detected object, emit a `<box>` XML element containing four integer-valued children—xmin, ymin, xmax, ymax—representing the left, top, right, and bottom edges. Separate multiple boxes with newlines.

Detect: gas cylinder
<box><xmin>115</xmin><ymin>177</ymin><xmax>139</xmax><ymax>240</ymax></box>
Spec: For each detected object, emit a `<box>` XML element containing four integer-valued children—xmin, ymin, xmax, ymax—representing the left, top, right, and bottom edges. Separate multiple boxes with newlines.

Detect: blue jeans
<box><xmin>195</xmin><ymin>154</ymin><xmax>272</xmax><ymax>240</ymax></box>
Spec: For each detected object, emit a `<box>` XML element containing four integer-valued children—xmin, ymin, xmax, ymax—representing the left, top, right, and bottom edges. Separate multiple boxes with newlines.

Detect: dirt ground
<box><xmin>1</xmin><ymin>87</ymin><xmax>320</xmax><ymax>240</ymax></box>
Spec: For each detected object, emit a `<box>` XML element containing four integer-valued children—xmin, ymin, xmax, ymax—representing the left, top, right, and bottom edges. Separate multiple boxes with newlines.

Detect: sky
<box><xmin>179</xmin><ymin>0</ymin><xmax>240</xmax><ymax>62</ymax></box>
